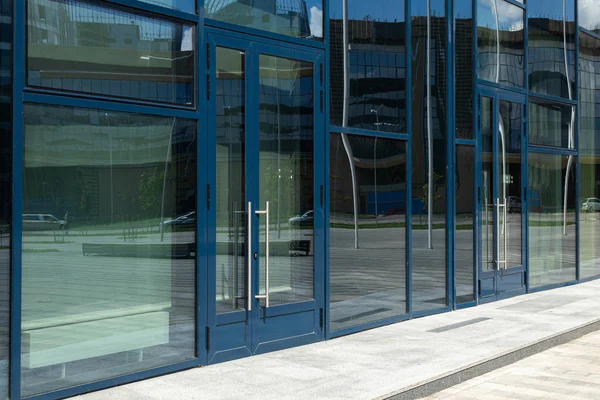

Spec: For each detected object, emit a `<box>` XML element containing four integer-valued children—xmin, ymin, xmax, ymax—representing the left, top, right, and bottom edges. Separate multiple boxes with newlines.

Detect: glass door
<box><xmin>478</xmin><ymin>88</ymin><xmax>527</xmax><ymax>302</ymax></box>
<box><xmin>207</xmin><ymin>32</ymin><xmax>324</xmax><ymax>362</ymax></box>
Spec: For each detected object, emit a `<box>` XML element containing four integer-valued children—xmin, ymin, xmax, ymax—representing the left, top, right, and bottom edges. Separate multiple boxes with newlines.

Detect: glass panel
<box><xmin>329</xmin><ymin>133</ymin><xmax>407</xmax><ymax>331</ymax></box>
<box><xmin>216</xmin><ymin>47</ymin><xmax>246</xmax><ymax>314</ymax></box>
<box><xmin>21</xmin><ymin>104</ymin><xmax>197</xmax><ymax>396</ymax></box>
<box><xmin>477</xmin><ymin>0</ymin><xmax>525</xmax><ymax>88</ymax></box>
<box><xmin>455</xmin><ymin>0</ymin><xmax>475</xmax><ymax>140</ymax></box>
<box><xmin>528</xmin><ymin>153</ymin><xmax>577</xmax><ymax>287</ymax></box>
<box><xmin>27</xmin><ymin>0</ymin><xmax>195</xmax><ymax>106</ymax></box>
<box><xmin>258</xmin><ymin>55</ymin><xmax>314</xmax><ymax>306</ymax></box>
<box><xmin>0</xmin><ymin>0</ymin><xmax>11</xmax><ymax>395</ymax></box>
<box><xmin>579</xmin><ymin>31</ymin><xmax>600</xmax><ymax>279</ymax></box>
<box><xmin>455</xmin><ymin>145</ymin><xmax>475</xmax><ymax>304</ymax></box>
<box><xmin>579</xmin><ymin>0</ymin><xmax>600</xmax><ymax>33</ymax></box>
<box><xmin>499</xmin><ymin>100</ymin><xmax>522</xmax><ymax>267</ymax></box>
<box><xmin>411</xmin><ymin>0</ymin><xmax>447</xmax><ymax>312</ymax></box>
<box><xmin>481</xmin><ymin>96</ymin><xmax>494</xmax><ymax>272</ymax></box>
<box><xmin>206</xmin><ymin>0</ymin><xmax>323</xmax><ymax>40</ymax></box>
<box><xmin>528</xmin><ymin>0</ymin><xmax>576</xmax><ymax>99</ymax></box>
<box><xmin>329</xmin><ymin>0</ymin><xmax>407</xmax><ymax>133</ymax></box>
<box><xmin>529</xmin><ymin>102</ymin><xmax>575</xmax><ymax>149</ymax></box>
<box><xmin>138</xmin><ymin>0</ymin><xmax>195</xmax><ymax>13</ymax></box>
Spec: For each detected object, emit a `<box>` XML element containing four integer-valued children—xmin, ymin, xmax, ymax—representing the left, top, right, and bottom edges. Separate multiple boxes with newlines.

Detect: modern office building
<box><xmin>0</xmin><ymin>0</ymin><xmax>599</xmax><ymax>398</ymax></box>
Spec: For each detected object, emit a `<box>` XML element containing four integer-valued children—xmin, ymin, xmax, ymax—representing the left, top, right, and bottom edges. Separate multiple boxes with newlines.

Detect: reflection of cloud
<box><xmin>310</xmin><ymin>6</ymin><xmax>323</xmax><ymax>38</ymax></box>
<box><xmin>579</xmin><ymin>0</ymin><xmax>600</xmax><ymax>30</ymax></box>
<box><xmin>482</xmin><ymin>0</ymin><xmax>523</xmax><ymax>25</ymax></box>
<box><xmin>181</xmin><ymin>27</ymin><xmax>193</xmax><ymax>51</ymax></box>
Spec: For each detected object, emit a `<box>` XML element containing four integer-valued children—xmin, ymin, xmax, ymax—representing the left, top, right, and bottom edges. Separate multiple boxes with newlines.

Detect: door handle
<box><xmin>255</xmin><ymin>201</ymin><xmax>270</xmax><ymax>307</ymax></box>
<box><xmin>247</xmin><ymin>201</ymin><xmax>252</xmax><ymax>311</ymax></box>
<box><xmin>495</xmin><ymin>197</ymin><xmax>508</xmax><ymax>271</ymax></box>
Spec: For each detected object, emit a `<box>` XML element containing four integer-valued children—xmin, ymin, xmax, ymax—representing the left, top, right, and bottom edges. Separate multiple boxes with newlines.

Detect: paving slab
<box><xmin>75</xmin><ymin>279</ymin><xmax>600</xmax><ymax>400</ymax></box>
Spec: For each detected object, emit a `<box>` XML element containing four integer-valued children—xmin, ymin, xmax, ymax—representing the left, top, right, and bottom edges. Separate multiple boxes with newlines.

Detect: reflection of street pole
<box><xmin>426</xmin><ymin>0</ymin><xmax>434</xmax><ymax>249</ymax></box>
<box><xmin>225</xmin><ymin>106</ymin><xmax>233</xmax><ymax>239</ymax></box>
<box><xmin>160</xmin><ymin>118</ymin><xmax>176</xmax><ymax>242</ymax></box>
<box><xmin>275</xmin><ymin>57</ymin><xmax>282</xmax><ymax>239</ymax></box>
<box><xmin>104</xmin><ymin>113</ymin><xmax>114</xmax><ymax>225</ymax></box>
<box><xmin>371</xmin><ymin>106</ymin><xmax>382</xmax><ymax>226</ymax></box>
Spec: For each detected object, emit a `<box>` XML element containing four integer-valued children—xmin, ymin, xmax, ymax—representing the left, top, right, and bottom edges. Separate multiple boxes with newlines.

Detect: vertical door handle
<box><xmin>255</xmin><ymin>201</ymin><xmax>270</xmax><ymax>307</ymax></box>
<box><xmin>247</xmin><ymin>201</ymin><xmax>252</xmax><ymax>311</ymax></box>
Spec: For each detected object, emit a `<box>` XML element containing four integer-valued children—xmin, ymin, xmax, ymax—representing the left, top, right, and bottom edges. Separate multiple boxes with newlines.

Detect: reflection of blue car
<box><xmin>288</xmin><ymin>210</ymin><xmax>314</xmax><ymax>227</ymax></box>
<box><xmin>160</xmin><ymin>212</ymin><xmax>196</xmax><ymax>229</ymax></box>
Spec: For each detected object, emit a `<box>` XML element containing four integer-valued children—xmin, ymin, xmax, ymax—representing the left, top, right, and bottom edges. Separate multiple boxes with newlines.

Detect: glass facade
<box><xmin>0</xmin><ymin>0</ymin><xmax>599</xmax><ymax>397</ymax></box>
<box><xmin>21</xmin><ymin>104</ymin><xmax>197</xmax><ymax>396</ymax></box>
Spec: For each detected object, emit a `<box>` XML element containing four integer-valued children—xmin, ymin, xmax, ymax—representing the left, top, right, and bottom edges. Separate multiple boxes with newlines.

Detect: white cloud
<box><xmin>579</xmin><ymin>0</ymin><xmax>600</xmax><ymax>30</ymax></box>
<box><xmin>310</xmin><ymin>6</ymin><xmax>323</xmax><ymax>38</ymax></box>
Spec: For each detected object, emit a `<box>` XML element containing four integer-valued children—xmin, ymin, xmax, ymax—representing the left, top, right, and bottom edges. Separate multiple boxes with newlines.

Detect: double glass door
<box><xmin>207</xmin><ymin>32</ymin><xmax>324</xmax><ymax>362</ymax></box>
<box><xmin>478</xmin><ymin>88</ymin><xmax>527</xmax><ymax>301</ymax></box>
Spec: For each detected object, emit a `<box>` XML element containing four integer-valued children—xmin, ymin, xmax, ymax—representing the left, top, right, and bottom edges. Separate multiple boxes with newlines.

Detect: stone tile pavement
<box><xmin>424</xmin><ymin>330</ymin><xmax>600</xmax><ymax>400</ymax></box>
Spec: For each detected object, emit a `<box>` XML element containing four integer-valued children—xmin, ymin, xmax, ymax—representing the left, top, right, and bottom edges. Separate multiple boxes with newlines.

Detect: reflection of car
<box><xmin>23</xmin><ymin>214</ymin><xmax>67</xmax><ymax>231</ymax></box>
<box><xmin>508</xmin><ymin>196</ymin><xmax>521</xmax><ymax>214</ymax></box>
<box><xmin>160</xmin><ymin>212</ymin><xmax>196</xmax><ymax>229</ymax></box>
<box><xmin>289</xmin><ymin>211</ymin><xmax>314</xmax><ymax>227</ymax></box>
<box><xmin>581</xmin><ymin>198</ymin><xmax>600</xmax><ymax>212</ymax></box>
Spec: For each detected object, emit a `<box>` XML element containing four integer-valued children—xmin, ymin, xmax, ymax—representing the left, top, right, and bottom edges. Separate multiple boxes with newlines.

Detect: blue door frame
<box><xmin>206</xmin><ymin>29</ymin><xmax>326</xmax><ymax>363</ymax></box>
<box><xmin>477</xmin><ymin>85</ymin><xmax>528</xmax><ymax>302</ymax></box>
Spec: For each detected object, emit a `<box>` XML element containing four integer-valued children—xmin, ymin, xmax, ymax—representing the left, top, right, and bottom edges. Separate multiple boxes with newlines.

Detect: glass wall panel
<box><xmin>330</xmin><ymin>133</ymin><xmax>407</xmax><ymax>332</ymax></box>
<box><xmin>21</xmin><ymin>104</ymin><xmax>197</xmax><ymax>396</ymax></box>
<box><xmin>455</xmin><ymin>0</ymin><xmax>474</xmax><ymax>140</ymax></box>
<box><xmin>216</xmin><ymin>47</ymin><xmax>246</xmax><ymax>314</ymax></box>
<box><xmin>579</xmin><ymin>31</ymin><xmax>600</xmax><ymax>278</ymax></box>
<box><xmin>206</xmin><ymin>0</ymin><xmax>323</xmax><ymax>40</ymax></box>
<box><xmin>528</xmin><ymin>0</ymin><xmax>576</xmax><ymax>99</ymax></box>
<box><xmin>411</xmin><ymin>0</ymin><xmax>447</xmax><ymax>312</ymax></box>
<box><xmin>139</xmin><ymin>0</ymin><xmax>195</xmax><ymax>14</ymax></box>
<box><xmin>579</xmin><ymin>0</ymin><xmax>600</xmax><ymax>33</ymax></box>
<box><xmin>529</xmin><ymin>102</ymin><xmax>575</xmax><ymax>148</ymax></box>
<box><xmin>455</xmin><ymin>146</ymin><xmax>475</xmax><ymax>304</ymax></box>
<box><xmin>329</xmin><ymin>0</ymin><xmax>407</xmax><ymax>133</ymax></box>
<box><xmin>0</xmin><ymin>0</ymin><xmax>11</xmax><ymax>396</ymax></box>
<box><xmin>477</xmin><ymin>0</ymin><xmax>525</xmax><ymax>88</ymax></box>
<box><xmin>528</xmin><ymin>153</ymin><xmax>577</xmax><ymax>287</ymax></box>
<box><xmin>27</xmin><ymin>0</ymin><xmax>195</xmax><ymax>106</ymax></box>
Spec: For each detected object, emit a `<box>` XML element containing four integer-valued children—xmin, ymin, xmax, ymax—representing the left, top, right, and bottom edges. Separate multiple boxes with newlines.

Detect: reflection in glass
<box><xmin>455</xmin><ymin>146</ymin><xmax>475</xmax><ymax>304</ymax></box>
<box><xmin>27</xmin><ymin>0</ymin><xmax>195</xmax><ymax>105</ymax></box>
<box><xmin>481</xmin><ymin>96</ymin><xmax>494</xmax><ymax>272</ymax></box>
<box><xmin>579</xmin><ymin>0</ymin><xmax>600</xmax><ymax>33</ymax></box>
<box><xmin>330</xmin><ymin>133</ymin><xmax>407</xmax><ymax>331</ymax></box>
<box><xmin>21</xmin><ymin>104</ymin><xmax>197</xmax><ymax>396</ymax></box>
<box><xmin>329</xmin><ymin>0</ymin><xmax>407</xmax><ymax>133</ymax></box>
<box><xmin>455</xmin><ymin>0</ymin><xmax>474</xmax><ymax>140</ymax></box>
<box><xmin>259</xmin><ymin>55</ymin><xmax>314</xmax><ymax>306</ymax></box>
<box><xmin>206</xmin><ymin>0</ymin><xmax>323</xmax><ymax>40</ymax></box>
<box><xmin>216</xmin><ymin>47</ymin><xmax>246</xmax><ymax>314</ymax></box>
<box><xmin>579</xmin><ymin>31</ymin><xmax>600</xmax><ymax>278</ymax></box>
<box><xmin>0</xmin><ymin>0</ymin><xmax>11</xmax><ymax>395</ymax></box>
<box><xmin>138</xmin><ymin>0</ymin><xmax>196</xmax><ymax>13</ymax></box>
<box><xmin>529</xmin><ymin>102</ymin><xmax>574</xmax><ymax>148</ymax></box>
<box><xmin>528</xmin><ymin>153</ymin><xmax>577</xmax><ymax>287</ymax></box>
<box><xmin>477</xmin><ymin>0</ymin><xmax>525</xmax><ymax>88</ymax></box>
<box><xmin>411</xmin><ymin>0</ymin><xmax>447</xmax><ymax>312</ymax></box>
<box><xmin>528</xmin><ymin>0</ymin><xmax>576</xmax><ymax>99</ymax></box>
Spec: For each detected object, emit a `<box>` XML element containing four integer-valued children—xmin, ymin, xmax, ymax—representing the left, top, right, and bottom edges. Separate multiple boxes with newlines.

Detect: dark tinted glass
<box><xmin>528</xmin><ymin>153</ymin><xmax>577</xmax><ymax>287</ymax></box>
<box><xmin>455</xmin><ymin>145</ymin><xmax>475</xmax><ymax>304</ymax></box>
<box><xmin>330</xmin><ymin>133</ymin><xmax>407</xmax><ymax>331</ymax></box>
<box><xmin>206</xmin><ymin>0</ymin><xmax>323</xmax><ymax>40</ymax></box>
<box><xmin>579</xmin><ymin>31</ymin><xmax>600</xmax><ymax>278</ymax></box>
<box><xmin>477</xmin><ymin>0</ymin><xmax>525</xmax><ymax>88</ymax></box>
<box><xmin>578</xmin><ymin>0</ymin><xmax>600</xmax><ymax>33</ymax></box>
<box><xmin>529</xmin><ymin>102</ymin><xmax>575</xmax><ymax>148</ymax></box>
<box><xmin>330</xmin><ymin>0</ymin><xmax>407</xmax><ymax>133</ymax></box>
<box><xmin>21</xmin><ymin>104</ymin><xmax>197</xmax><ymax>396</ymax></box>
<box><xmin>27</xmin><ymin>0</ymin><xmax>195</xmax><ymax>106</ymax></box>
<box><xmin>411</xmin><ymin>0</ymin><xmax>447</xmax><ymax>312</ymax></box>
<box><xmin>0</xmin><ymin>0</ymin><xmax>10</xmax><ymax>396</ymax></box>
<box><xmin>528</xmin><ymin>0</ymin><xmax>576</xmax><ymax>99</ymax></box>
<box><xmin>455</xmin><ymin>0</ymin><xmax>474</xmax><ymax>139</ymax></box>
<box><xmin>139</xmin><ymin>0</ymin><xmax>195</xmax><ymax>13</ymax></box>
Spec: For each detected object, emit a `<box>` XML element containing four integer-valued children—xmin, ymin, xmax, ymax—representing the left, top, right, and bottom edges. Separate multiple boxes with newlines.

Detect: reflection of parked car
<box><xmin>508</xmin><ymin>196</ymin><xmax>521</xmax><ymax>214</ymax></box>
<box><xmin>160</xmin><ymin>212</ymin><xmax>196</xmax><ymax>230</ymax></box>
<box><xmin>289</xmin><ymin>210</ymin><xmax>314</xmax><ymax>227</ymax></box>
<box><xmin>23</xmin><ymin>214</ymin><xmax>67</xmax><ymax>231</ymax></box>
<box><xmin>581</xmin><ymin>198</ymin><xmax>600</xmax><ymax>212</ymax></box>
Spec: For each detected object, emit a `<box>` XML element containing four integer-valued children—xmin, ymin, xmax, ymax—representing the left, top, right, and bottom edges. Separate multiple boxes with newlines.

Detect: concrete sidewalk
<box><xmin>76</xmin><ymin>279</ymin><xmax>600</xmax><ymax>400</ymax></box>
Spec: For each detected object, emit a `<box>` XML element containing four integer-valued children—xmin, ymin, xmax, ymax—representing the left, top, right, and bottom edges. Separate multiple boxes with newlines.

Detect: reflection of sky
<box><xmin>579</xmin><ymin>0</ymin><xmax>600</xmax><ymax>30</ymax></box>
<box><xmin>477</xmin><ymin>0</ymin><xmax>524</xmax><ymax>31</ymax></box>
<box><xmin>330</xmin><ymin>0</ymin><xmax>405</xmax><ymax>22</ymax></box>
<box><xmin>528</xmin><ymin>0</ymin><xmax>574</xmax><ymax>21</ymax></box>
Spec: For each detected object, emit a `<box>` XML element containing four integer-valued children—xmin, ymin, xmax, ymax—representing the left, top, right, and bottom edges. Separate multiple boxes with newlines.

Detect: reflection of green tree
<box><xmin>418</xmin><ymin>171</ymin><xmax>444</xmax><ymax>225</ymax></box>
<box><xmin>139</xmin><ymin>167</ymin><xmax>164</xmax><ymax>217</ymax></box>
